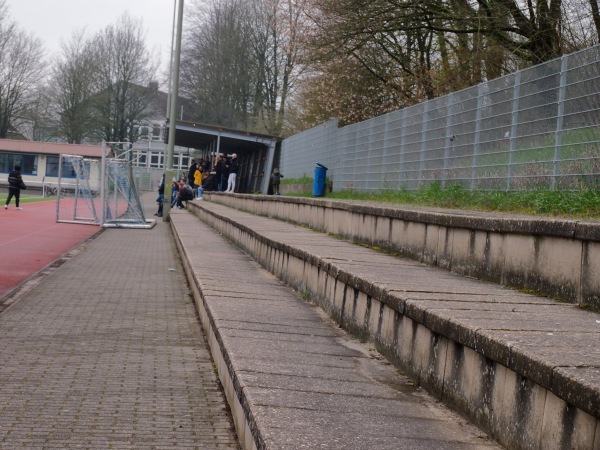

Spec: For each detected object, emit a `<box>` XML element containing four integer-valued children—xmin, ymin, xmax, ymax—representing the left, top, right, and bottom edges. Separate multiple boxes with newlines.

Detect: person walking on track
<box><xmin>4</xmin><ymin>165</ymin><xmax>26</xmax><ymax>210</ymax></box>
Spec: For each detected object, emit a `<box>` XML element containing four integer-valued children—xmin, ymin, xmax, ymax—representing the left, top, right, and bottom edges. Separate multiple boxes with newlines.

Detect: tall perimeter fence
<box><xmin>281</xmin><ymin>45</ymin><xmax>600</xmax><ymax>192</ymax></box>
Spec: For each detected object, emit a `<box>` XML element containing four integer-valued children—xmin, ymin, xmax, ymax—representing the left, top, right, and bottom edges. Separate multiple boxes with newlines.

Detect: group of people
<box><xmin>154</xmin><ymin>153</ymin><xmax>286</xmax><ymax>217</ymax></box>
<box><xmin>187</xmin><ymin>153</ymin><xmax>239</xmax><ymax>195</ymax></box>
<box><xmin>154</xmin><ymin>176</ymin><xmax>194</xmax><ymax>217</ymax></box>
<box><xmin>154</xmin><ymin>153</ymin><xmax>241</xmax><ymax>217</ymax></box>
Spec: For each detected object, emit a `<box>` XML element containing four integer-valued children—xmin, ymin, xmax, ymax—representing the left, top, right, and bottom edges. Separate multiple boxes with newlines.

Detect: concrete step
<box><xmin>175</xmin><ymin>199</ymin><xmax>600</xmax><ymax>450</ymax></box>
<box><xmin>169</xmin><ymin>209</ymin><xmax>501</xmax><ymax>449</ymax></box>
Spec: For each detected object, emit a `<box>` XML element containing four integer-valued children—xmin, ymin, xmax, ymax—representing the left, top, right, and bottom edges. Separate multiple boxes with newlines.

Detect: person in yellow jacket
<box><xmin>193</xmin><ymin>165</ymin><xmax>204</xmax><ymax>200</ymax></box>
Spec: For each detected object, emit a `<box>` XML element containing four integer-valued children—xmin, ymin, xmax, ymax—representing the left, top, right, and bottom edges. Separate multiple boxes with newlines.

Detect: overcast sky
<box><xmin>7</xmin><ymin>0</ymin><xmax>178</xmax><ymax>71</ymax></box>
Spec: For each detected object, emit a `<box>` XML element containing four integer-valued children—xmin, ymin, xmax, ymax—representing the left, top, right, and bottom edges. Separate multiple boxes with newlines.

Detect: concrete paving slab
<box><xmin>0</xmin><ymin>193</ymin><xmax>240</xmax><ymax>448</ymax></box>
<box><xmin>185</xmin><ymin>199</ymin><xmax>600</xmax><ymax>449</ymax></box>
<box><xmin>231</xmin><ymin>358</ymin><xmax>370</xmax><ymax>382</ymax></box>
<box><xmin>252</xmin><ymin>406</ymin><xmax>497</xmax><ymax>450</ymax></box>
<box><xmin>216</xmin><ymin>319</ymin><xmax>339</xmax><ymax>337</ymax></box>
<box><xmin>225</xmin><ymin>329</ymin><xmax>361</xmax><ymax>355</ymax></box>
<box><xmin>407</xmin><ymin>299</ymin><xmax>572</xmax><ymax>310</ymax></box>
<box><xmin>171</xmin><ymin>209</ymin><xmax>503</xmax><ymax>449</ymax></box>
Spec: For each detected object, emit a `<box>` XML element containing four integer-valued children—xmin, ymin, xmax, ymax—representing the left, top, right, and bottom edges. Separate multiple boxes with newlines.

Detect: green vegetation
<box><xmin>281</xmin><ymin>175</ymin><xmax>313</xmax><ymax>185</ymax></box>
<box><xmin>286</xmin><ymin>182</ymin><xmax>600</xmax><ymax>219</ymax></box>
<box><xmin>0</xmin><ymin>194</ymin><xmax>50</xmax><ymax>204</ymax></box>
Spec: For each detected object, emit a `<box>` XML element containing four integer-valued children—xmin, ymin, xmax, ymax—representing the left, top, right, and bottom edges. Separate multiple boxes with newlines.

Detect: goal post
<box><xmin>100</xmin><ymin>141</ymin><xmax>155</xmax><ymax>229</ymax></box>
<box><xmin>55</xmin><ymin>142</ymin><xmax>156</xmax><ymax>229</ymax></box>
<box><xmin>55</xmin><ymin>154</ymin><xmax>102</xmax><ymax>225</ymax></box>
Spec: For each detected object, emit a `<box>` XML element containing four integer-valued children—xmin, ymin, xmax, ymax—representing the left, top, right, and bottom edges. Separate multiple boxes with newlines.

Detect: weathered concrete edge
<box><xmin>207</xmin><ymin>193</ymin><xmax>599</xmax><ymax>239</ymax></box>
<box><xmin>191</xmin><ymin>201</ymin><xmax>600</xmax><ymax>418</ymax></box>
<box><xmin>204</xmin><ymin>193</ymin><xmax>600</xmax><ymax>310</ymax></box>
<box><xmin>169</xmin><ymin>219</ymin><xmax>262</xmax><ymax>450</ymax></box>
<box><xmin>188</xmin><ymin>201</ymin><xmax>600</xmax><ymax>449</ymax></box>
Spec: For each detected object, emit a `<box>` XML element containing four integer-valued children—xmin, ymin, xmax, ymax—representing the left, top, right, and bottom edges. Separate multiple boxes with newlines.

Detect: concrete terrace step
<box><xmin>175</xmin><ymin>199</ymin><xmax>600</xmax><ymax>450</ymax></box>
<box><xmin>169</xmin><ymin>209</ymin><xmax>501</xmax><ymax>450</ymax></box>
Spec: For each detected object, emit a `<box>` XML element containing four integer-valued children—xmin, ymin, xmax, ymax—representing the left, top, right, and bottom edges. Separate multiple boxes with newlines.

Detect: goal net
<box><xmin>56</xmin><ymin>144</ymin><xmax>155</xmax><ymax>229</ymax></box>
<box><xmin>56</xmin><ymin>154</ymin><xmax>102</xmax><ymax>225</ymax></box>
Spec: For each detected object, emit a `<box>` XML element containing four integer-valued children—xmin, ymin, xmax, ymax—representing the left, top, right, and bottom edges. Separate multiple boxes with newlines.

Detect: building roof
<box><xmin>0</xmin><ymin>139</ymin><xmax>106</xmax><ymax>158</ymax></box>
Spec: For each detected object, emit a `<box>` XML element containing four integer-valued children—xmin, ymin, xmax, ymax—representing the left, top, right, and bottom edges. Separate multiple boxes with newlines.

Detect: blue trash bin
<box><xmin>312</xmin><ymin>163</ymin><xmax>328</xmax><ymax>197</ymax></box>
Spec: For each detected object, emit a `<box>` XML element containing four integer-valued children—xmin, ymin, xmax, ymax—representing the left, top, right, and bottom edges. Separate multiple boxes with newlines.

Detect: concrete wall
<box><xmin>204</xmin><ymin>193</ymin><xmax>600</xmax><ymax>311</ymax></box>
<box><xmin>186</xmin><ymin>199</ymin><xmax>600</xmax><ymax>450</ymax></box>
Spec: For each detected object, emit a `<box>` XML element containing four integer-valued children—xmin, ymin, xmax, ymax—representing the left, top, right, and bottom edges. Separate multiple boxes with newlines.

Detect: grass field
<box><xmin>287</xmin><ymin>182</ymin><xmax>600</xmax><ymax>220</ymax></box>
<box><xmin>0</xmin><ymin>193</ymin><xmax>51</xmax><ymax>205</ymax></box>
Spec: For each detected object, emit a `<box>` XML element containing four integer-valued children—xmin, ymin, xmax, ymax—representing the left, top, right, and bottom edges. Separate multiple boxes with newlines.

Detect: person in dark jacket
<box><xmin>4</xmin><ymin>165</ymin><xmax>26</xmax><ymax>210</ymax></box>
<box><xmin>154</xmin><ymin>174</ymin><xmax>165</xmax><ymax>217</ymax></box>
<box><xmin>214</xmin><ymin>155</ymin><xmax>225</xmax><ymax>192</ymax></box>
<box><xmin>271</xmin><ymin>168</ymin><xmax>284</xmax><ymax>195</ymax></box>
<box><xmin>202</xmin><ymin>169</ymin><xmax>217</xmax><ymax>191</ymax></box>
<box><xmin>225</xmin><ymin>153</ymin><xmax>239</xmax><ymax>193</ymax></box>
<box><xmin>187</xmin><ymin>160</ymin><xmax>197</xmax><ymax>188</ymax></box>
<box><xmin>176</xmin><ymin>179</ymin><xmax>194</xmax><ymax>209</ymax></box>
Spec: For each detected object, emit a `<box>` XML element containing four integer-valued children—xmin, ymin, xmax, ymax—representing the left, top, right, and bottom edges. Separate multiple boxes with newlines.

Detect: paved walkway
<box><xmin>0</xmin><ymin>194</ymin><xmax>239</xmax><ymax>448</ymax></box>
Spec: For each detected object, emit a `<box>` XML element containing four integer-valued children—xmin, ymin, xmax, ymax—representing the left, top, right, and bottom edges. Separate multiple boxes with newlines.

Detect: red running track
<box><xmin>0</xmin><ymin>200</ymin><xmax>101</xmax><ymax>298</ymax></box>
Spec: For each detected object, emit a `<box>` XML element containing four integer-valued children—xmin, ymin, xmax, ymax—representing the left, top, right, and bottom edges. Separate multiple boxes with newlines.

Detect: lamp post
<box><xmin>163</xmin><ymin>0</ymin><xmax>184</xmax><ymax>221</ymax></box>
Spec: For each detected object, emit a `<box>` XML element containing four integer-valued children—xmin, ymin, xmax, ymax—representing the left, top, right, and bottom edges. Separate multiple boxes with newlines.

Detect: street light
<box><xmin>163</xmin><ymin>0</ymin><xmax>184</xmax><ymax>221</ymax></box>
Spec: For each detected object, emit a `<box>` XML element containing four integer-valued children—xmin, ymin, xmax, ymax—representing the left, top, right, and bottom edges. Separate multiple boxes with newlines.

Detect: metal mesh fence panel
<box><xmin>280</xmin><ymin>44</ymin><xmax>600</xmax><ymax>192</ymax></box>
<box><xmin>56</xmin><ymin>155</ymin><xmax>102</xmax><ymax>225</ymax></box>
<box><xmin>279</xmin><ymin>119</ymin><xmax>339</xmax><ymax>179</ymax></box>
<box><xmin>102</xmin><ymin>159</ymin><xmax>149</xmax><ymax>228</ymax></box>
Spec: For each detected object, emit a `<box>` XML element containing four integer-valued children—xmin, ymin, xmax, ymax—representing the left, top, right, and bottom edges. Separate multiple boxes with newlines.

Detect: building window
<box><xmin>152</xmin><ymin>124</ymin><xmax>162</xmax><ymax>141</ymax></box>
<box><xmin>46</xmin><ymin>156</ymin><xmax>76</xmax><ymax>178</ymax></box>
<box><xmin>0</xmin><ymin>153</ymin><xmax>7</xmax><ymax>173</ymax></box>
<box><xmin>180</xmin><ymin>155</ymin><xmax>189</xmax><ymax>169</ymax></box>
<box><xmin>21</xmin><ymin>155</ymin><xmax>38</xmax><ymax>175</ymax></box>
<box><xmin>150</xmin><ymin>152</ymin><xmax>162</xmax><ymax>168</ymax></box>
<box><xmin>0</xmin><ymin>152</ymin><xmax>38</xmax><ymax>175</ymax></box>
<box><xmin>137</xmin><ymin>152</ymin><xmax>147</xmax><ymax>165</ymax></box>
<box><xmin>132</xmin><ymin>150</ymin><xmax>147</xmax><ymax>167</ymax></box>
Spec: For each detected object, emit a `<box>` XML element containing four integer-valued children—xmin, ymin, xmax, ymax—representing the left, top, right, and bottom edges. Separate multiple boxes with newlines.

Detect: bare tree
<box><xmin>181</xmin><ymin>0</ymin><xmax>304</xmax><ymax>135</ymax></box>
<box><xmin>22</xmin><ymin>84</ymin><xmax>55</xmax><ymax>141</ymax></box>
<box><xmin>0</xmin><ymin>0</ymin><xmax>46</xmax><ymax>138</ymax></box>
<box><xmin>182</xmin><ymin>0</ymin><xmax>256</xmax><ymax>129</ymax></box>
<box><xmin>91</xmin><ymin>13</ymin><xmax>158</xmax><ymax>144</ymax></box>
<box><xmin>51</xmin><ymin>30</ymin><xmax>98</xmax><ymax>144</ymax></box>
<box><xmin>249</xmin><ymin>0</ymin><xmax>307</xmax><ymax>135</ymax></box>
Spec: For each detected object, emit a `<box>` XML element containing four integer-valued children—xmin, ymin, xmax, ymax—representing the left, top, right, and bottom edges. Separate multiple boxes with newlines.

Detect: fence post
<box><xmin>553</xmin><ymin>54</ymin><xmax>569</xmax><ymax>189</ymax></box>
<box><xmin>507</xmin><ymin>72</ymin><xmax>522</xmax><ymax>191</ymax></box>
<box><xmin>443</xmin><ymin>93</ymin><xmax>455</xmax><ymax>188</ymax></box>
<box><xmin>382</xmin><ymin>113</ymin><xmax>391</xmax><ymax>189</ymax></box>
<box><xmin>419</xmin><ymin>101</ymin><xmax>430</xmax><ymax>188</ymax></box>
<box><xmin>470</xmin><ymin>84</ymin><xmax>485</xmax><ymax>190</ymax></box>
<box><xmin>398</xmin><ymin>108</ymin><xmax>408</xmax><ymax>189</ymax></box>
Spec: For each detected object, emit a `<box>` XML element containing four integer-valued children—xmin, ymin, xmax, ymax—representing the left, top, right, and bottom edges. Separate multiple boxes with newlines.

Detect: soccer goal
<box><xmin>56</xmin><ymin>143</ymin><xmax>155</xmax><ymax>229</ymax></box>
<box><xmin>55</xmin><ymin>154</ymin><xmax>102</xmax><ymax>225</ymax></box>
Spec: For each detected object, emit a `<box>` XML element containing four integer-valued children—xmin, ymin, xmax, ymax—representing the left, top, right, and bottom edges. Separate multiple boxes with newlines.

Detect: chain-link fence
<box><xmin>281</xmin><ymin>45</ymin><xmax>600</xmax><ymax>192</ymax></box>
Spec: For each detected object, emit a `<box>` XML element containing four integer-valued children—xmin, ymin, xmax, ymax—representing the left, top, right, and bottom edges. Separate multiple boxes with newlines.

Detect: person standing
<box><xmin>187</xmin><ymin>159</ymin><xmax>197</xmax><ymax>188</ymax></box>
<box><xmin>225</xmin><ymin>153</ymin><xmax>239</xmax><ymax>193</ymax></box>
<box><xmin>271</xmin><ymin>168</ymin><xmax>284</xmax><ymax>195</ymax></box>
<box><xmin>214</xmin><ymin>155</ymin><xmax>225</xmax><ymax>192</ymax></box>
<box><xmin>222</xmin><ymin>154</ymin><xmax>230</xmax><ymax>190</ymax></box>
<box><xmin>193</xmin><ymin>165</ymin><xmax>203</xmax><ymax>200</ymax></box>
<box><xmin>154</xmin><ymin>174</ymin><xmax>165</xmax><ymax>217</ymax></box>
<box><xmin>170</xmin><ymin>180</ymin><xmax>180</xmax><ymax>207</ymax></box>
<box><xmin>4</xmin><ymin>165</ymin><xmax>26</xmax><ymax>210</ymax></box>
